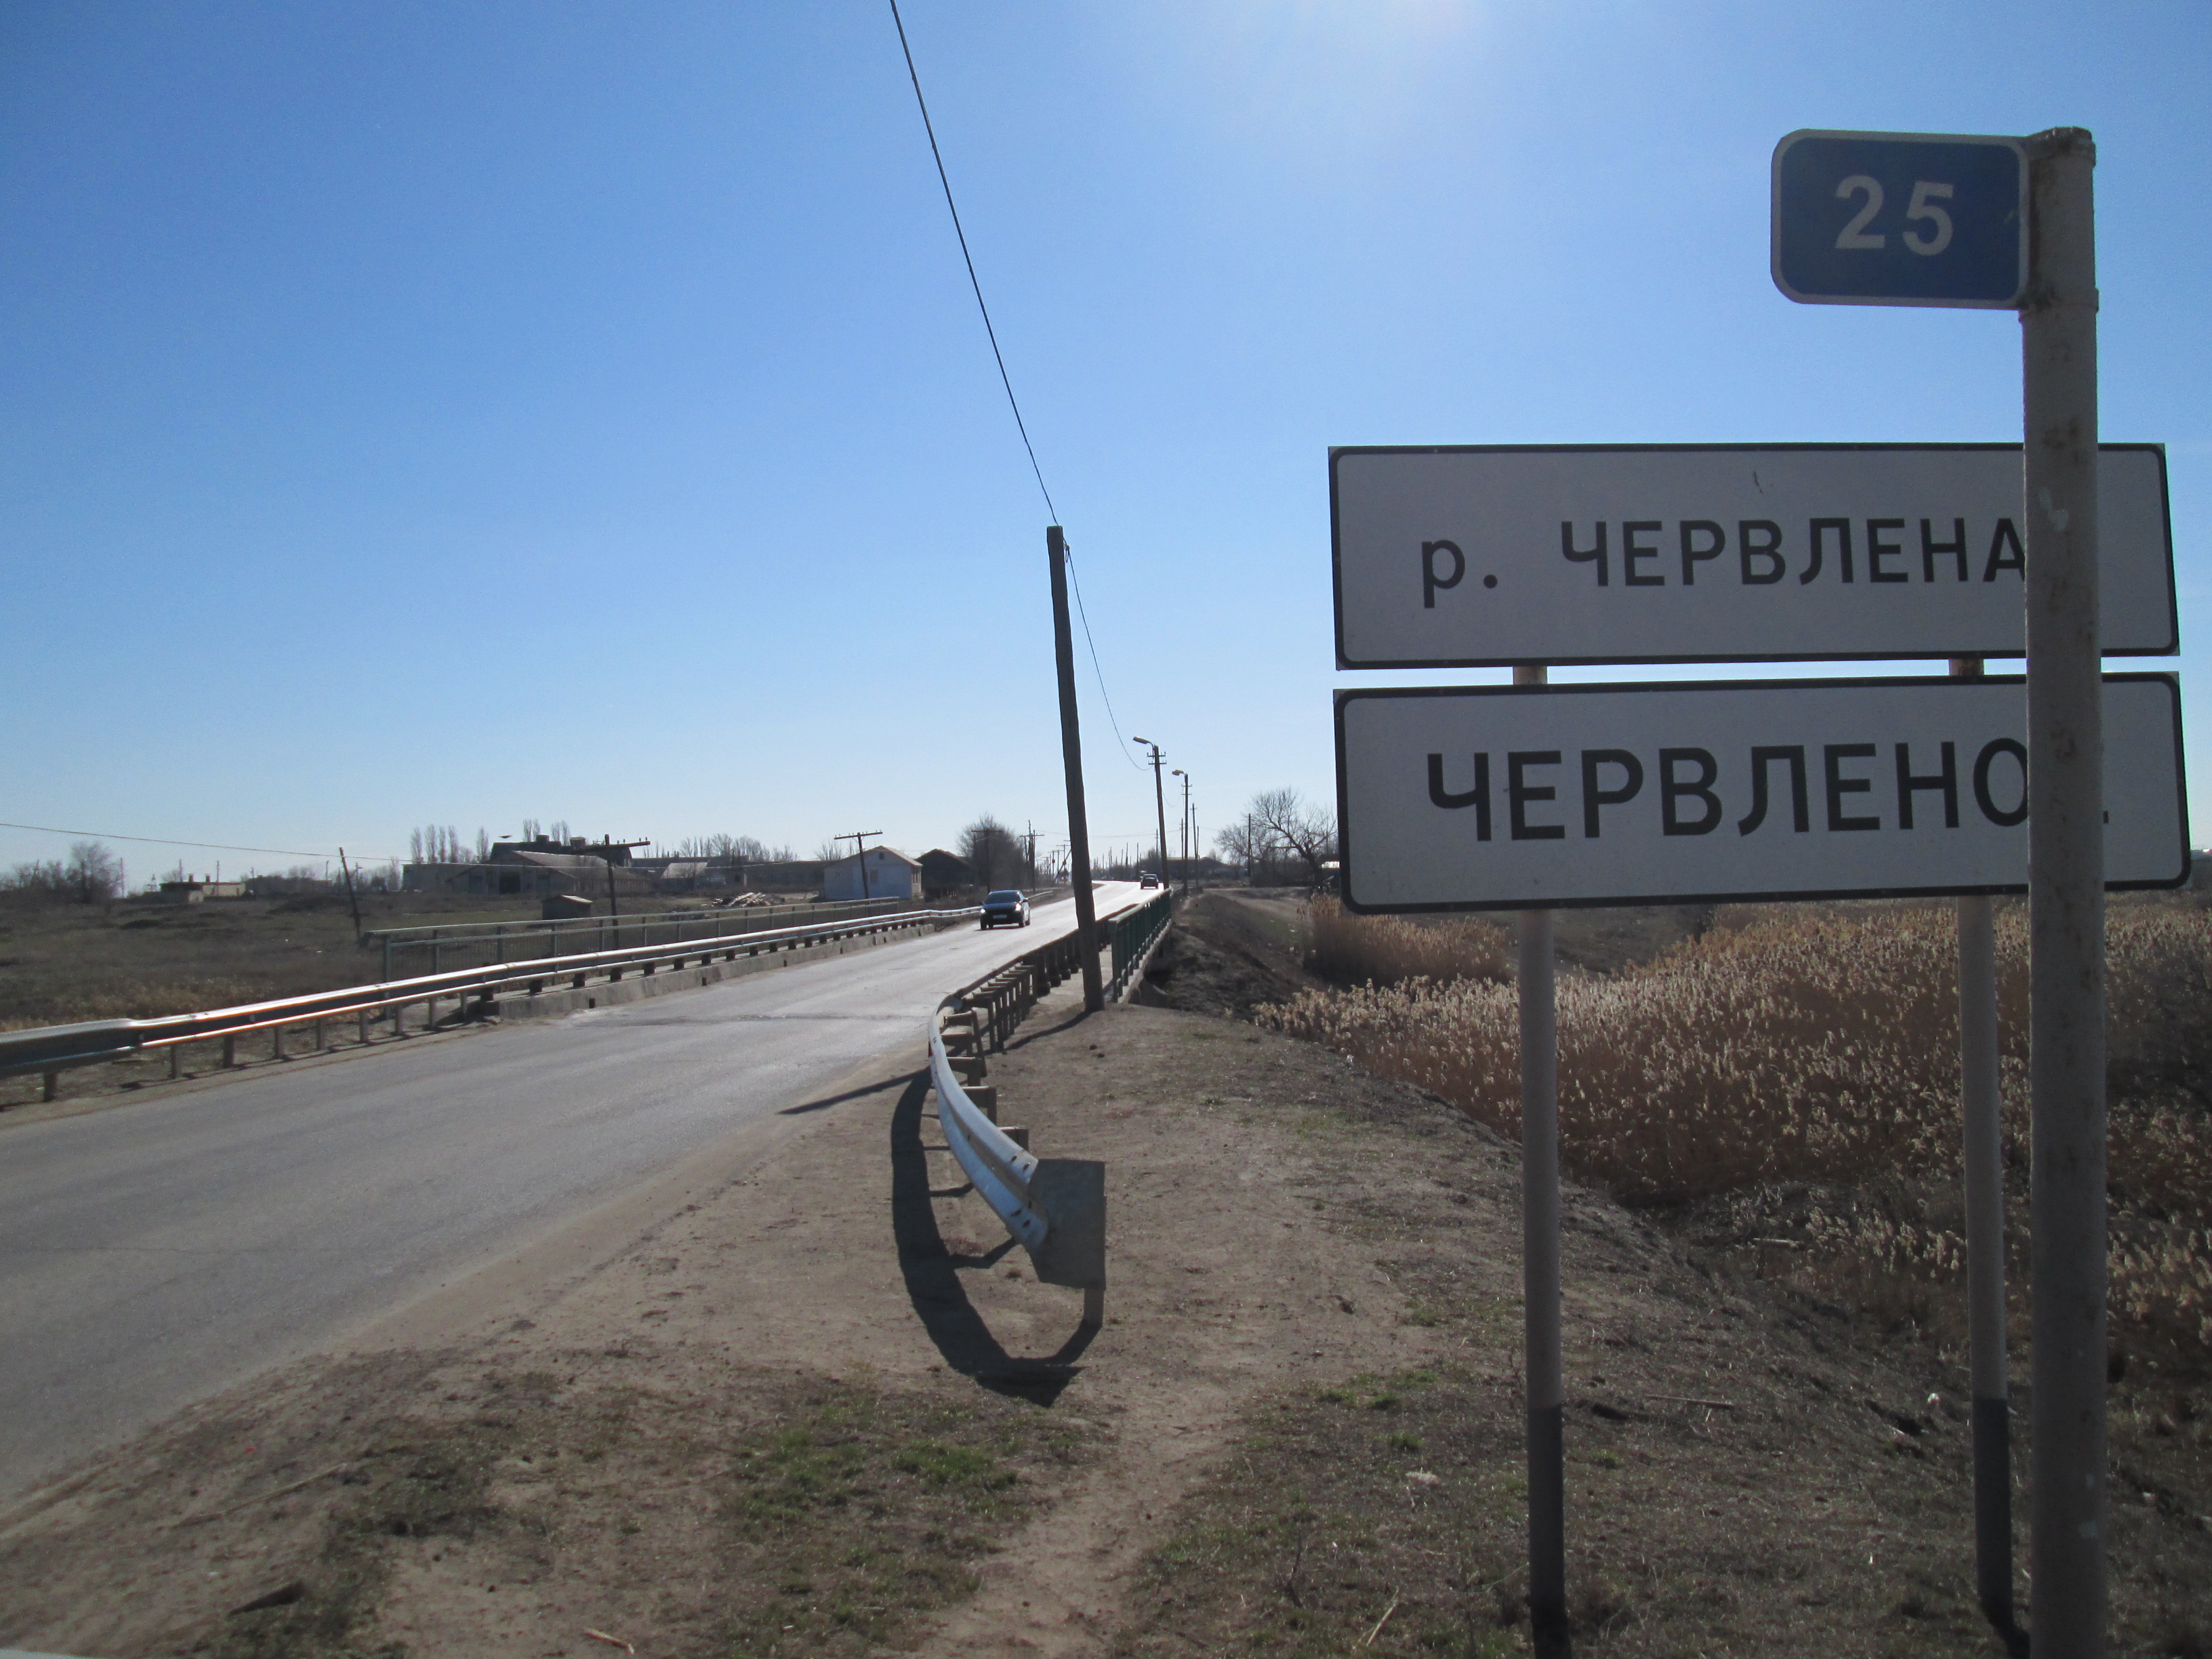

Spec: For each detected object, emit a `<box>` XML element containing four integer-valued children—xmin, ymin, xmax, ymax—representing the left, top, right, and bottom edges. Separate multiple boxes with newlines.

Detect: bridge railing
<box><xmin>365</xmin><ymin>895</ymin><xmax>917</xmax><ymax>980</ymax></box>
<box><xmin>0</xmin><ymin>905</ymin><xmax>980</xmax><ymax>1103</ymax></box>
<box><xmin>1107</xmin><ymin>890</ymin><xmax>1175</xmax><ymax>1000</ymax></box>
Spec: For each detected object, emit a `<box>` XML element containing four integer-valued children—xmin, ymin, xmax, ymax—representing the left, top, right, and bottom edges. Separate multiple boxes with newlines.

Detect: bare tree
<box><xmin>960</xmin><ymin>814</ymin><xmax>1017</xmax><ymax>890</ymax></box>
<box><xmin>64</xmin><ymin>840</ymin><xmax>125</xmax><ymax>903</ymax></box>
<box><xmin>1243</xmin><ymin>787</ymin><xmax>1337</xmax><ymax>886</ymax></box>
<box><xmin>1212</xmin><ymin>817</ymin><xmax>1282</xmax><ymax>884</ymax></box>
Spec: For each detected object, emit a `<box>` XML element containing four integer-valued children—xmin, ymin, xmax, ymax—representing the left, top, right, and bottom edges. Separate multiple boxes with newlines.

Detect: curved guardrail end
<box><xmin>1025</xmin><ymin>1158</ymin><xmax>1105</xmax><ymax>1296</ymax></box>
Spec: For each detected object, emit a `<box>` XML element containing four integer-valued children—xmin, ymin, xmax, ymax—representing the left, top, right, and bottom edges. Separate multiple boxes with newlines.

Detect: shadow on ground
<box><xmin>888</xmin><ymin>1071</ymin><xmax>1094</xmax><ymax>1405</ymax></box>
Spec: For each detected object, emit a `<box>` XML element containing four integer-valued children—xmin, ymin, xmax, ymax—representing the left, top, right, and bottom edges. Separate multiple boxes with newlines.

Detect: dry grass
<box><xmin>0</xmin><ymin>893</ymin><xmax>529</xmax><ymax>1031</ymax></box>
<box><xmin>1261</xmin><ymin>899</ymin><xmax>2212</xmax><ymax>1359</ymax></box>
<box><xmin>1306</xmin><ymin>897</ymin><xmax>1512</xmax><ymax>988</ymax></box>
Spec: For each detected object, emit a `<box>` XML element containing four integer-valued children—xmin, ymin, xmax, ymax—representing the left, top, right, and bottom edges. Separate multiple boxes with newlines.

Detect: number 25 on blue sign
<box><xmin>1771</xmin><ymin>129</ymin><xmax>2026</xmax><ymax>310</ymax></box>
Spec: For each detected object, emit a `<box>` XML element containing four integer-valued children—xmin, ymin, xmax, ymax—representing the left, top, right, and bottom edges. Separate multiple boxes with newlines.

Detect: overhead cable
<box><xmin>887</xmin><ymin>0</ymin><xmax>1057</xmax><ymax>522</ymax></box>
<box><xmin>1064</xmin><ymin>545</ymin><xmax>1147</xmax><ymax>771</ymax></box>
<box><xmin>0</xmin><ymin>820</ymin><xmax>401</xmax><ymax>861</ymax></box>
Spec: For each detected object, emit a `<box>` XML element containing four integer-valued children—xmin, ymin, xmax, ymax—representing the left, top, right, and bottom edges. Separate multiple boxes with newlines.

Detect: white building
<box><xmin>820</xmin><ymin>845</ymin><xmax>921</xmax><ymax>902</ymax></box>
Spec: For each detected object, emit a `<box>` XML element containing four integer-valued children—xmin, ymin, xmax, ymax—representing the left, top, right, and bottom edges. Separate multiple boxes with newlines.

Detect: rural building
<box><xmin>918</xmin><ymin>848</ymin><xmax>970</xmax><ymax>898</ymax></box>
<box><xmin>158</xmin><ymin>878</ymin><xmax>245</xmax><ymax>903</ymax></box>
<box><xmin>402</xmin><ymin>852</ymin><xmax>654</xmax><ymax>899</ymax></box>
<box><xmin>820</xmin><ymin>846</ymin><xmax>921</xmax><ymax>902</ymax></box>
<box><xmin>488</xmin><ymin>836</ymin><xmax>649</xmax><ymax>867</ymax></box>
<box><xmin>628</xmin><ymin>857</ymin><xmax>825</xmax><ymax>893</ymax></box>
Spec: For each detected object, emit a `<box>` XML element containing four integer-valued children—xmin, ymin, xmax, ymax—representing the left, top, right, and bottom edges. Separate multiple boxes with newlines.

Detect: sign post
<box><xmin>1951</xmin><ymin>655</ymin><xmax>2014</xmax><ymax>1628</ymax></box>
<box><xmin>1774</xmin><ymin>121</ymin><xmax>2112</xmax><ymax>1652</ymax></box>
<box><xmin>1513</xmin><ymin>663</ymin><xmax>1565</xmax><ymax>1645</ymax></box>
<box><xmin>2019</xmin><ymin>128</ymin><xmax>2107</xmax><ymax>1657</ymax></box>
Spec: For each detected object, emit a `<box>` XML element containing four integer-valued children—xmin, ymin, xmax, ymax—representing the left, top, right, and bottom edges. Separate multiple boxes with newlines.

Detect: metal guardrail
<box><xmin>1106</xmin><ymin>890</ymin><xmax>1174</xmax><ymax>1000</ymax></box>
<box><xmin>914</xmin><ymin>890</ymin><xmax>1164</xmax><ymax>1325</ymax></box>
<box><xmin>365</xmin><ymin>896</ymin><xmax>914</xmax><ymax>980</ymax></box>
<box><xmin>929</xmin><ymin>991</ymin><xmax>1105</xmax><ymax>1328</ymax></box>
<box><xmin>1</xmin><ymin>906</ymin><xmax>980</xmax><ymax>1102</ymax></box>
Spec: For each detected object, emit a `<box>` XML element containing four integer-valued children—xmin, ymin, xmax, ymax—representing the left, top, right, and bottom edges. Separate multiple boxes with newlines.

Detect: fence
<box><xmin>1</xmin><ymin>905</ymin><xmax>978</xmax><ymax>1103</ymax></box>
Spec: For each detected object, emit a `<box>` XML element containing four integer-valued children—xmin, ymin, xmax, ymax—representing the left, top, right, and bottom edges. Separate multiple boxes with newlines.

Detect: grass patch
<box><xmin>189</xmin><ymin>1357</ymin><xmax>1092</xmax><ymax>1659</ymax></box>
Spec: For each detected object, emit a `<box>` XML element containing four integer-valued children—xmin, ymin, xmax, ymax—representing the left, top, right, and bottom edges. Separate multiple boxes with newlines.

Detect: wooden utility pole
<box><xmin>337</xmin><ymin>847</ymin><xmax>364</xmax><ymax>942</ymax></box>
<box><xmin>1047</xmin><ymin>527</ymin><xmax>1104</xmax><ymax>1011</ymax></box>
<box><xmin>835</xmin><ymin>831</ymin><xmax>882</xmax><ymax>902</ymax></box>
<box><xmin>1133</xmin><ymin>737</ymin><xmax>1170</xmax><ymax>880</ymax></box>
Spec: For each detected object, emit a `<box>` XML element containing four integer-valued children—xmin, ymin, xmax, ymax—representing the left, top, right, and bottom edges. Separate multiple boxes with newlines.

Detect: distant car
<box><xmin>1139</xmin><ymin>872</ymin><xmax>1161</xmax><ymax>890</ymax></box>
<box><xmin>980</xmin><ymin>890</ymin><xmax>1031</xmax><ymax>928</ymax></box>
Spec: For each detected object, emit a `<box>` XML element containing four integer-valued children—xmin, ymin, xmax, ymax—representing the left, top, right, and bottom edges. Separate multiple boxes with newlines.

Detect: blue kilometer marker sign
<box><xmin>1772</xmin><ymin>129</ymin><xmax>2026</xmax><ymax>308</ymax></box>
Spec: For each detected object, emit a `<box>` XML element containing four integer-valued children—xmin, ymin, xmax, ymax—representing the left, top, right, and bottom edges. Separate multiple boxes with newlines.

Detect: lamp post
<box><xmin>1132</xmin><ymin>737</ymin><xmax>1170</xmax><ymax>886</ymax></box>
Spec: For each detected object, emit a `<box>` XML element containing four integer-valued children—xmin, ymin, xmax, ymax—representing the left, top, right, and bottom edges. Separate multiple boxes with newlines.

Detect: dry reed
<box><xmin>1304</xmin><ymin>897</ymin><xmax>1511</xmax><ymax>987</ymax></box>
<box><xmin>1261</xmin><ymin>900</ymin><xmax>2212</xmax><ymax>1355</ymax></box>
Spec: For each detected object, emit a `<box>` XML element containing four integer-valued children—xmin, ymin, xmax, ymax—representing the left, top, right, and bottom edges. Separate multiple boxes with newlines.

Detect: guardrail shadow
<box><xmin>888</xmin><ymin>1072</ymin><xmax>1095</xmax><ymax>1404</ymax></box>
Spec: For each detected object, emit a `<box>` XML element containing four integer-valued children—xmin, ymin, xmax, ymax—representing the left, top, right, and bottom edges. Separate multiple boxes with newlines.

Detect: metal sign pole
<box><xmin>1953</xmin><ymin>647</ymin><xmax>2013</xmax><ymax>1627</ymax></box>
<box><xmin>2020</xmin><ymin>126</ymin><xmax>2106</xmax><ymax>1658</ymax></box>
<box><xmin>1514</xmin><ymin>662</ymin><xmax>1566</xmax><ymax>1641</ymax></box>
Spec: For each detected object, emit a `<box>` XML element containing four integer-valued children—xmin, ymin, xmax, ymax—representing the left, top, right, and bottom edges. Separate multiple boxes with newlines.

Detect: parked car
<box><xmin>980</xmin><ymin>889</ymin><xmax>1031</xmax><ymax>928</ymax></box>
<box><xmin>1139</xmin><ymin>872</ymin><xmax>1160</xmax><ymax>890</ymax></box>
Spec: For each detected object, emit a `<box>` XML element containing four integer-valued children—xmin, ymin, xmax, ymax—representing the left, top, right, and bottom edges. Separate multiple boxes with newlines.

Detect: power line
<box><xmin>0</xmin><ymin>820</ymin><xmax>403</xmax><ymax>861</ymax></box>
<box><xmin>1064</xmin><ymin>545</ymin><xmax>1147</xmax><ymax>771</ymax></box>
<box><xmin>888</xmin><ymin>0</ymin><xmax>1056</xmax><ymax>521</ymax></box>
<box><xmin>886</xmin><ymin>5</ymin><xmax>1145</xmax><ymax>779</ymax></box>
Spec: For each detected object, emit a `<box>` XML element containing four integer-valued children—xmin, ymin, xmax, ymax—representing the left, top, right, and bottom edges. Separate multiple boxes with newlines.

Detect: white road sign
<box><xmin>1331</xmin><ymin>444</ymin><xmax>2175</xmax><ymax>668</ymax></box>
<box><xmin>1336</xmin><ymin>675</ymin><xmax>2187</xmax><ymax>912</ymax></box>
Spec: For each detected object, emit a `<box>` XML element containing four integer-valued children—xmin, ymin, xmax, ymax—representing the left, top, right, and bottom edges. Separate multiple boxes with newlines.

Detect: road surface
<box><xmin>0</xmin><ymin>884</ymin><xmax>1141</xmax><ymax>1498</ymax></box>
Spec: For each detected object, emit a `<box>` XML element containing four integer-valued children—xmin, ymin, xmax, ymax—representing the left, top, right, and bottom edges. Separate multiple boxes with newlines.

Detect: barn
<box><xmin>820</xmin><ymin>845</ymin><xmax>921</xmax><ymax>902</ymax></box>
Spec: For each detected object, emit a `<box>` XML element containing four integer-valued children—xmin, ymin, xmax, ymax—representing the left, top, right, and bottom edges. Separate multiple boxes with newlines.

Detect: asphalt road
<box><xmin>0</xmin><ymin>884</ymin><xmax>1141</xmax><ymax>1499</ymax></box>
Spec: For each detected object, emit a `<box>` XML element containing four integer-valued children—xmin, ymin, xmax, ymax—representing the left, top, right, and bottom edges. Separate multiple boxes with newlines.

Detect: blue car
<box><xmin>980</xmin><ymin>890</ymin><xmax>1031</xmax><ymax>928</ymax></box>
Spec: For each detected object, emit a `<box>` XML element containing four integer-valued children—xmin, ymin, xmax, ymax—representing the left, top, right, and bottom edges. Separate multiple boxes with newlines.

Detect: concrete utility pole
<box><xmin>834</xmin><ymin>831</ymin><xmax>882</xmax><ymax>903</ymax></box>
<box><xmin>1047</xmin><ymin>527</ymin><xmax>1105</xmax><ymax>1012</ymax></box>
<box><xmin>1172</xmin><ymin>769</ymin><xmax>1193</xmax><ymax>895</ymax></box>
<box><xmin>2022</xmin><ymin>125</ymin><xmax>2106</xmax><ymax>1659</ymax></box>
<box><xmin>1132</xmin><ymin>737</ymin><xmax>1170</xmax><ymax>880</ymax></box>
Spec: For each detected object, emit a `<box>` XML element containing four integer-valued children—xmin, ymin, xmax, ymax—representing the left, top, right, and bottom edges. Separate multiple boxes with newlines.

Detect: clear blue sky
<box><xmin>5</xmin><ymin>1</ymin><xmax>2208</xmax><ymax>881</ymax></box>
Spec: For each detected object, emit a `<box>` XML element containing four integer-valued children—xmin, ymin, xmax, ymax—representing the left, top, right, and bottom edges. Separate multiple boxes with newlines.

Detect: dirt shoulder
<box><xmin>5</xmin><ymin>934</ymin><xmax>2207</xmax><ymax>1656</ymax></box>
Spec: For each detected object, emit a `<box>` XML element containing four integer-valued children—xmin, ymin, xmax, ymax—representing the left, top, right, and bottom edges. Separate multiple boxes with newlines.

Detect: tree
<box><xmin>64</xmin><ymin>840</ymin><xmax>125</xmax><ymax>903</ymax></box>
<box><xmin>960</xmin><ymin>813</ymin><xmax>1017</xmax><ymax>890</ymax></box>
<box><xmin>1213</xmin><ymin>817</ymin><xmax>1280</xmax><ymax>884</ymax></box>
<box><xmin>1241</xmin><ymin>787</ymin><xmax>1337</xmax><ymax>886</ymax></box>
